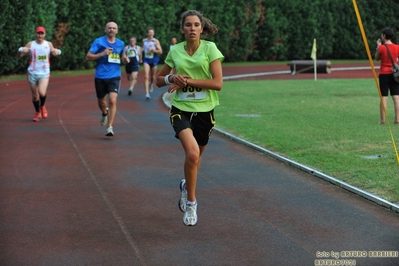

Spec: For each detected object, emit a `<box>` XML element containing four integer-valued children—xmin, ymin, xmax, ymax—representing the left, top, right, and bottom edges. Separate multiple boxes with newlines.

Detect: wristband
<box><xmin>164</xmin><ymin>74</ymin><xmax>172</xmax><ymax>85</ymax></box>
<box><xmin>18</xmin><ymin>47</ymin><xmax>23</xmax><ymax>53</ymax></box>
<box><xmin>58</xmin><ymin>49</ymin><xmax>62</xmax><ymax>55</ymax></box>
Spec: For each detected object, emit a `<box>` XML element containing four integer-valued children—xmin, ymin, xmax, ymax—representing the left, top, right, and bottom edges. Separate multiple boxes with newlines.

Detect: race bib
<box><xmin>108</xmin><ymin>53</ymin><xmax>120</xmax><ymax>64</ymax></box>
<box><xmin>145</xmin><ymin>51</ymin><xmax>154</xmax><ymax>59</ymax></box>
<box><xmin>36</xmin><ymin>54</ymin><xmax>48</xmax><ymax>61</ymax></box>
<box><xmin>178</xmin><ymin>85</ymin><xmax>206</xmax><ymax>100</ymax></box>
<box><xmin>127</xmin><ymin>50</ymin><xmax>136</xmax><ymax>57</ymax></box>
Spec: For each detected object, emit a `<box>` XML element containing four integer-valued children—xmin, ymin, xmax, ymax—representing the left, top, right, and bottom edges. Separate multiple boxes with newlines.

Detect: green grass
<box><xmin>217</xmin><ymin>79</ymin><xmax>399</xmax><ymax>204</ymax></box>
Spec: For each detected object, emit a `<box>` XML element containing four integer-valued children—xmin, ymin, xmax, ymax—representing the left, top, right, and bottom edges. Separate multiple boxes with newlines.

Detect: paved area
<box><xmin>1</xmin><ymin>65</ymin><xmax>398</xmax><ymax>265</ymax></box>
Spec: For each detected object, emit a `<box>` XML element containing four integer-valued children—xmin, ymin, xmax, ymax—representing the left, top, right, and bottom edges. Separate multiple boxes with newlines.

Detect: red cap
<box><xmin>35</xmin><ymin>26</ymin><xmax>46</xmax><ymax>33</ymax></box>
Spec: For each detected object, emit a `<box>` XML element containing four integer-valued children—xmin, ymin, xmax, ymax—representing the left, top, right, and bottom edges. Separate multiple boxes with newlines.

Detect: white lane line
<box><xmin>58</xmin><ymin>91</ymin><xmax>147</xmax><ymax>266</ymax></box>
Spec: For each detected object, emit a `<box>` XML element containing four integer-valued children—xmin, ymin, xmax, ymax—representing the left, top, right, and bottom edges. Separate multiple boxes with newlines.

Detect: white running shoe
<box><xmin>100</xmin><ymin>108</ymin><xmax>109</xmax><ymax>126</ymax></box>
<box><xmin>183</xmin><ymin>202</ymin><xmax>198</xmax><ymax>226</ymax></box>
<box><xmin>149</xmin><ymin>83</ymin><xmax>154</xmax><ymax>93</ymax></box>
<box><xmin>105</xmin><ymin>126</ymin><xmax>114</xmax><ymax>136</ymax></box>
<box><xmin>146</xmin><ymin>93</ymin><xmax>150</xmax><ymax>100</ymax></box>
<box><xmin>178</xmin><ymin>179</ymin><xmax>187</xmax><ymax>212</ymax></box>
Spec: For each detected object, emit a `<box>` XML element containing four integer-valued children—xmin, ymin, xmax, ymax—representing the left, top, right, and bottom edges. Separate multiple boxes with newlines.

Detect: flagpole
<box><xmin>311</xmin><ymin>38</ymin><xmax>317</xmax><ymax>81</ymax></box>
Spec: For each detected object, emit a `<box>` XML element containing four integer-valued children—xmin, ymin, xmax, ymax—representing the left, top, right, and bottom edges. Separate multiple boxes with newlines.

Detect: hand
<box><xmin>167</xmin><ymin>83</ymin><xmax>180</xmax><ymax>93</ymax></box>
<box><xmin>20</xmin><ymin>47</ymin><xmax>30</xmax><ymax>53</ymax></box>
<box><xmin>167</xmin><ymin>75</ymin><xmax>190</xmax><ymax>93</ymax></box>
<box><xmin>51</xmin><ymin>49</ymin><xmax>61</xmax><ymax>55</ymax></box>
<box><xmin>172</xmin><ymin>74</ymin><xmax>190</xmax><ymax>88</ymax></box>
<box><xmin>377</xmin><ymin>38</ymin><xmax>382</xmax><ymax>46</ymax></box>
<box><xmin>103</xmin><ymin>47</ymin><xmax>113</xmax><ymax>56</ymax></box>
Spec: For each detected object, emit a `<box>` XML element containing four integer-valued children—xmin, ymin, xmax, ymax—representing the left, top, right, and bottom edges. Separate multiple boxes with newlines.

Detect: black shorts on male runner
<box><xmin>95</xmin><ymin>77</ymin><xmax>121</xmax><ymax>98</ymax></box>
<box><xmin>125</xmin><ymin>64</ymin><xmax>139</xmax><ymax>74</ymax></box>
<box><xmin>169</xmin><ymin>105</ymin><xmax>215</xmax><ymax>146</ymax></box>
<box><xmin>379</xmin><ymin>74</ymin><xmax>399</xmax><ymax>96</ymax></box>
<box><xmin>125</xmin><ymin>58</ymin><xmax>139</xmax><ymax>73</ymax></box>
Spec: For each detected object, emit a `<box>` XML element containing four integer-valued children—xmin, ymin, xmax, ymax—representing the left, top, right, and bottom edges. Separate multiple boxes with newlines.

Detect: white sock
<box><xmin>187</xmin><ymin>200</ymin><xmax>197</xmax><ymax>206</ymax></box>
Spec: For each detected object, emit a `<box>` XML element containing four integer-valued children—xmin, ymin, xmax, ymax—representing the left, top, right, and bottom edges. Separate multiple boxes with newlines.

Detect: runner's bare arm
<box><xmin>154</xmin><ymin>40</ymin><xmax>163</xmax><ymax>55</ymax></box>
<box><xmin>49</xmin><ymin>42</ymin><xmax>61</xmax><ymax>56</ymax></box>
<box><xmin>17</xmin><ymin>41</ymin><xmax>32</xmax><ymax>57</ymax></box>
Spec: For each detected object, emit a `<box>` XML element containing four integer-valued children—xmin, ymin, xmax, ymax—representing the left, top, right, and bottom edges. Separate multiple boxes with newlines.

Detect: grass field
<box><xmin>216</xmin><ymin>78</ymin><xmax>399</xmax><ymax>204</ymax></box>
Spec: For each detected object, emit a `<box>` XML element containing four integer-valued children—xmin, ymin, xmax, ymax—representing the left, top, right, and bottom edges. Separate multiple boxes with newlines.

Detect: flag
<box><xmin>311</xmin><ymin>38</ymin><xmax>317</xmax><ymax>60</ymax></box>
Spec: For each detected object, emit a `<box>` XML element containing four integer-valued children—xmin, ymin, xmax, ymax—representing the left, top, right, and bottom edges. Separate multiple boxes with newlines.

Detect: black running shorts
<box><xmin>169</xmin><ymin>105</ymin><xmax>215</xmax><ymax>146</ymax></box>
<box><xmin>95</xmin><ymin>77</ymin><xmax>121</xmax><ymax>98</ymax></box>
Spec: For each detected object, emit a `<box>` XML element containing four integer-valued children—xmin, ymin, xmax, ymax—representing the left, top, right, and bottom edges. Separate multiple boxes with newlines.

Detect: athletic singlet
<box><xmin>143</xmin><ymin>38</ymin><xmax>158</xmax><ymax>59</ymax></box>
<box><xmin>28</xmin><ymin>40</ymin><xmax>51</xmax><ymax>75</ymax></box>
<box><xmin>126</xmin><ymin>45</ymin><xmax>140</xmax><ymax>64</ymax></box>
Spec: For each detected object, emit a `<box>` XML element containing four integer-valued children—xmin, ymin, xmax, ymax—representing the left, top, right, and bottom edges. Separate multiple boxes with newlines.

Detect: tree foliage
<box><xmin>1</xmin><ymin>0</ymin><xmax>399</xmax><ymax>75</ymax></box>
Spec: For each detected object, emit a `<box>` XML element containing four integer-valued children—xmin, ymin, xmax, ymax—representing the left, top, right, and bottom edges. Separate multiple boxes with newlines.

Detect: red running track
<box><xmin>0</xmin><ymin>64</ymin><xmax>398</xmax><ymax>266</ymax></box>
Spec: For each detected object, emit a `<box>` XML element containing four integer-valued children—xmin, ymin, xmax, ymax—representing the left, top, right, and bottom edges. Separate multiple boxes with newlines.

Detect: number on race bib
<box><xmin>108</xmin><ymin>53</ymin><xmax>120</xmax><ymax>64</ymax></box>
<box><xmin>178</xmin><ymin>86</ymin><xmax>207</xmax><ymax>100</ymax></box>
<box><xmin>145</xmin><ymin>52</ymin><xmax>154</xmax><ymax>59</ymax></box>
<box><xmin>37</xmin><ymin>55</ymin><xmax>48</xmax><ymax>60</ymax></box>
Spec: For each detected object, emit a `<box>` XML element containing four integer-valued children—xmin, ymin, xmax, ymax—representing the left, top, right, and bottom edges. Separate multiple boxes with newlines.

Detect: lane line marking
<box><xmin>58</xmin><ymin>91</ymin><xmax>147</xmax><ymax>266</ymax></box>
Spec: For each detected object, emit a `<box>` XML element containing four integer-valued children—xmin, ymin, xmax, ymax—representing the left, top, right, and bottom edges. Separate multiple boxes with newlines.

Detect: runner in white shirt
<box><xmin>18</xmin><ymin>26</ymin><xmax>62</xmax><ymax>122</ymax></box>
<box><xmin>142</xmin><ymin>27</ymin><xmax>162</xmax><ymax>99</ymax></box>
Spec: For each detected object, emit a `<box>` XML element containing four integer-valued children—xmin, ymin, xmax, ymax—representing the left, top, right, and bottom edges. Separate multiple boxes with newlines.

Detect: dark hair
<box><xmin>382</xmin><ymin>27</ymin><xmax>394</xmax><ymax>40</ymax></box>
<box><xmin>180</xmin><ymin>10</ymin><xmax>218</xmax><ymax>36</ymax></box>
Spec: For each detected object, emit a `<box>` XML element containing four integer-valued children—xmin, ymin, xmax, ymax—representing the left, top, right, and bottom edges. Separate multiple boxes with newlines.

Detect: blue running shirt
<box><xmin>89</xmin><ymin>36</ymin><xmax>125</xmax><ymax>79</ymax></box>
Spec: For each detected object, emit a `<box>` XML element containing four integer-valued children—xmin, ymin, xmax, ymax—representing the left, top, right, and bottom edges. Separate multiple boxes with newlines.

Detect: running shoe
<box><xmin>128</xmin><ymin>89</ymin><xmax>132</xmax><ymax>96</ymax></box>
<box><xmin>41</xmin><ymin>106</ymin><xmax>48</xmax><ymax>119</ymax></box>
<box><xmin>33</xmin><ymin>112</ymin><xmax>40</xmax><ymax>122</ymax></box>
<box><xmin>183</xmin><ymin>202</ymin><xmax>198</xmax><ymax>226</ymax></box>
<box><xmin>149</xmin><ymin>83</ymin><xmax>154</xmax><ymax>93</ymax></box>
<box><xmin>178</xmin><ymin>179</ymin><xmax>187</xmax><ymax>212</ymax></box>
<box><xmin>105</xmin><ymin>126</ymin><xmax>114</xmax><ymax>136</ymax></box>
<box><xmin>146</xmin><ymin>93</ymin><xmax>150</xmax><ymax>100</ymax></box>
<box><xmin>100</xmin><ymin>108</ymin><xmax>109</xmax><ymax>126</ymax></box>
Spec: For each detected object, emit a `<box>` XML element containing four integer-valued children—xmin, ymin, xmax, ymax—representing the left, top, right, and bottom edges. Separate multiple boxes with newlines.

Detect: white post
<box><xmin>314</xmin><ymin>58</ymin><xmax>317</xmax><ymax>81</ymax></box>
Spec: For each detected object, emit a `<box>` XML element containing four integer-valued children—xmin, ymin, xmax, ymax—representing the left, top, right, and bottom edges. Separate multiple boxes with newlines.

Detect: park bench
<box><xmin>287</xmin><ymin>60</ymin><xmax>331</xmax><ymax>75</ymax></box>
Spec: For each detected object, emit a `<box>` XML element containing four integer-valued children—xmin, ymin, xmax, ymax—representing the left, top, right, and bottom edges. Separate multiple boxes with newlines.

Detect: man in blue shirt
<box><xmin>86</xmin><ymin>21</ymin><xmax>129</xmax><ymax>136</ymax></box>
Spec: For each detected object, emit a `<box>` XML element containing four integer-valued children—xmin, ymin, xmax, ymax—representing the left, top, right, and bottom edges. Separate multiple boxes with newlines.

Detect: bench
<box><xmin>287</xmin><ymin>60</ymin><xmax>331</xmax><ymax>75</ymax></box>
